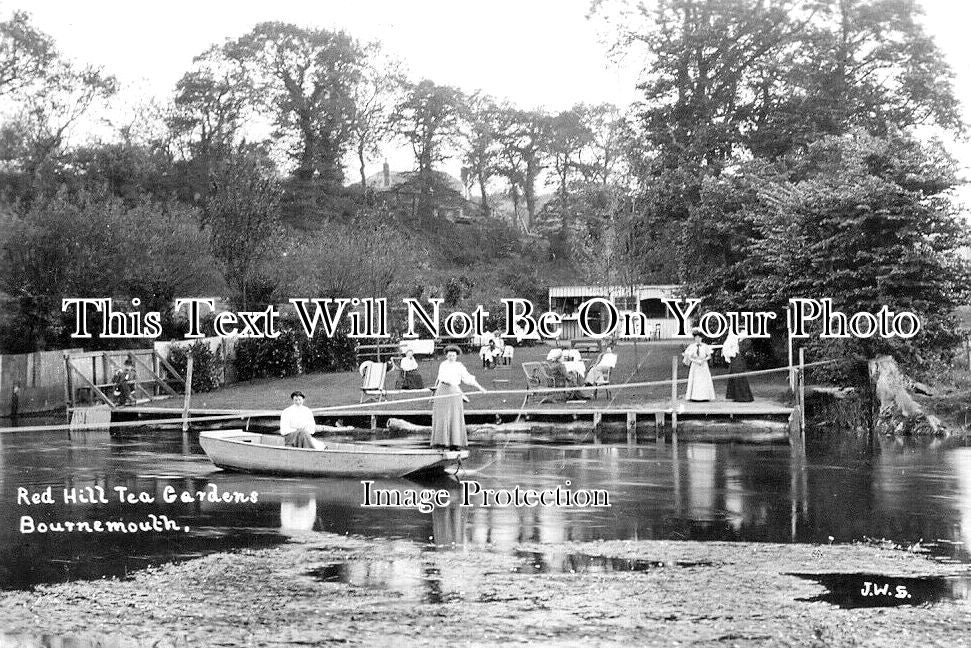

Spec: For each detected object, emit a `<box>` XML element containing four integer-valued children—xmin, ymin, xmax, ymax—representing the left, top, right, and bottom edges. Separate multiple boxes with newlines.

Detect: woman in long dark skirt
<box><xmin>399</xmin><ymin>349</ymin><xmax>424</xmax><ymax>389</ymax></box>
<box><xmin>724</xmin><ymin>330</ymin><xmax>754</xmax><ymax>402</ymax></box>
<box><xmin>431</xmin><ymin>345</ymin><xmax>487</xmax><ymax>449</ymax></box>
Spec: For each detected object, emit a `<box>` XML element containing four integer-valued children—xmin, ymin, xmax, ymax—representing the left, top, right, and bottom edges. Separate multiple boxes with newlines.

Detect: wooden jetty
<box><xmin>107</xmin><ymin>397</ymin><xmax>799</xmax><ymax>445</ymax></box>
<box><xmin>70</xmin><ymin>350</ymin><xmax>808</xmax><ymax>447</ymax></box>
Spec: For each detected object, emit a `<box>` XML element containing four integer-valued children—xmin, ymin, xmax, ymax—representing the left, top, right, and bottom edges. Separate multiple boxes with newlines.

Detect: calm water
<box><xmin>1</xmin><ymin>422</ymin><xmax>970</xmax><ymax>590</ymax></box>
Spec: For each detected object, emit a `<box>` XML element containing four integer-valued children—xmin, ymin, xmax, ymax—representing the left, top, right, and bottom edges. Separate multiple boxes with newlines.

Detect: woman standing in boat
<box><xmin>682</xmin><ymin>329</ymin><xmax>715</xmax><ymax>402</ymax></box>
<box><xmin>723</xmin><ymin>327</ymin><xmax>754</xmax><ymax>402</ymax></box>
<box><xmin>431</xmin><ymin>345</ymin><xmax>486</xmax><ymax>449</ymax></box>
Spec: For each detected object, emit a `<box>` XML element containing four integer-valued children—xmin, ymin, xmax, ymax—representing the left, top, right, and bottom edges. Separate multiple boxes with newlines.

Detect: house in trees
<box><xmin>548</xmin><ymin>284</ymin><xmax>684</xmax><ymax>340</ymax></box>
<box><xmin>364</xmin><ymin>162</ymin><xmax>479</xmax><ymax>223</ymax></box>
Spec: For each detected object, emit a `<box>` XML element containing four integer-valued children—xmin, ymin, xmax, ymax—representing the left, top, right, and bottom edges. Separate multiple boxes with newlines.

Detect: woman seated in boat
<box><xmin>279</xmin><ymin>391</ymin><xmax>316</xmax><ymax>448</ymax></box>
<box><xmin>432</xmin><ymin>345</ymin><xmax>486</xmax><ymax>449</ymax></box>
<box><xmin>398</xmin><ymin>349</ymin><xmax>424</xmax><ymax>390</ymax></box>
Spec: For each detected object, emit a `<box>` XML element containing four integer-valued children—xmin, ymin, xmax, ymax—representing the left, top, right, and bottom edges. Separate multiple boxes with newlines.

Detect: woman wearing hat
<box><xmin>280</xmin><ymin>391</ymin><xmax>316</xmax><ymax>448</ymax></box>
<box><xmin>682</xmin><ymin>329</ymin><xmax>715</xmax><ymax>402</ymax></box>
<box><xmin>398</xmin><ymin>349</ymin><xmax>424</xmax><ymax>390</ymax></box>
<box><xmin>723</xmin><ymin>326</ymin><xmax>754</xmax><ymax>402</ymax></box>
<box><xmin>431</xmin><ymin>345</ymin><xmax>486</xmax><ymax>448</ymax></box>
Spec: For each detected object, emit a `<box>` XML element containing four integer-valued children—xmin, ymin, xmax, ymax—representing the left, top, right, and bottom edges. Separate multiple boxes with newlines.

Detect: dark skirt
<box><xmin>401</xmin><ymin>369</ymin><xmax>424</xmax><ymax>390</ymax></box>
<box><xmin>725</xmin><ymin>356</ymin><xmax>753</xmax><ymax>402</ymax></box>
<box><xmin>431</xmin><ymin>383</ymin><xmax>467</xmax><ymax>447</ymax></box>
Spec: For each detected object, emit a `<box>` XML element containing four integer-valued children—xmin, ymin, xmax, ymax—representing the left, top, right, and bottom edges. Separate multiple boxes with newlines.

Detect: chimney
<box><xmin>382</xmin><ymin>161</ymin><xmax>390</xmax><ymax>188</ymax></box>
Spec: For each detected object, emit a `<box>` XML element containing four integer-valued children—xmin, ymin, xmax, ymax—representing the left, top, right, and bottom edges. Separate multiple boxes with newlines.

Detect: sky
<box><xmin>9</xmin><ymin>0</ymin><xmax>971</xmax><ymax>190</ymax></box>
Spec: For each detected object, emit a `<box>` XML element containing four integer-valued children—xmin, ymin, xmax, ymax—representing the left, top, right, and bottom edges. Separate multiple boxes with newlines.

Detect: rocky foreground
<box><xmin>1</xmin><ymin>535</ymin><xmax>969</xmax><ymax>647</ymax></box>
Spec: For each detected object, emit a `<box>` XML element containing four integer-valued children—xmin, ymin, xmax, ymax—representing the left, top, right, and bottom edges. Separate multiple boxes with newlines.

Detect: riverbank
<box><xmin>1</xmin><ymin>535</ymin><xmax>968</xmax><ymax>647</ymax></box>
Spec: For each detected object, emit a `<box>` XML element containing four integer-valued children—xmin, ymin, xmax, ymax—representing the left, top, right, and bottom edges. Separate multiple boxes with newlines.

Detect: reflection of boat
<box><xmin>199</xmin><ymin>430</ymin><xmax>468</xmax><ymax>477</ymax></box>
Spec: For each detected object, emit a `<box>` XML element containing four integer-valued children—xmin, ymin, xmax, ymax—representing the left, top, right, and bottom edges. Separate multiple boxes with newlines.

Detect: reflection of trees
<box><xmin>951</xmin><ymin>450</ymin><xmax>971</xmax><ymax>551</ymax></box>
<box><xmin>668</xmin><ymin>443</ymin><xmax>803</xmax><ymax>542</ymax></box>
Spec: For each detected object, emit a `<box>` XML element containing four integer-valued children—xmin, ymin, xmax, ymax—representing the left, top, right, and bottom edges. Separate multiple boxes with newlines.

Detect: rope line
<box><xmin>0</xmin><ymin>359</ymin><xmax>839</xmax><ymax>434</ymax></box>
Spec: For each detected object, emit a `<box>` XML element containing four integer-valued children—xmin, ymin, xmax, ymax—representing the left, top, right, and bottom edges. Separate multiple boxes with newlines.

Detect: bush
<box><xmin>233</xmin><ymin>331</ymin><xmax>301</xmax><ymax>381</ymax></box>
<box><xmin>300</xmin><ymin>327</ymin><xmax>356</xmax><ymax>374</ymax></box>
<box><xmin>168</xmin><ymin>341</ymin><xmax>222</xmax><ymax>393</ymax></box>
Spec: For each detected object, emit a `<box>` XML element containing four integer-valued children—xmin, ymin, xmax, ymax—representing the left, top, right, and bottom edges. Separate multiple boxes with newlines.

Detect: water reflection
<box><xmin>280</xmin><ymin>497</ymin><xmax>316</xmax><ymax>531</ymax></box>
<box><xmin>950</xmin><ymin>448</ymin><xmax>971</xmax><ymax>551</ymax></box>
<box><xmin>0</xmin><ymin>424</ymin><xmax>970</xmax><ymax>590</ymax></box>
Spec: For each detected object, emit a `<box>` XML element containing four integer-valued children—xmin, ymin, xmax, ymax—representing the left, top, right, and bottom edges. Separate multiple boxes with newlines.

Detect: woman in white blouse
<box><xmin>682</xmin><ymin>329</ymin><xmax>715</xmax><ymax>402</ymax></box>
<box><xmin>432</xmin><ymin>345</ymin><xmax>487</xmax><ymax>448</ymax></box>
<box><xmin>398</xmin><ymin>349</ymin><xmax>424</xmax><ymax>390</ymax></box>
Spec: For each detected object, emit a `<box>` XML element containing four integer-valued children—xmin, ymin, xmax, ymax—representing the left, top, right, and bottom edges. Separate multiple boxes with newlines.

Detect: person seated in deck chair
<box><xmin>112</xmin><ymin>359</ymin><xmax>137</xmax><ymax>406</ymax></box>
<box><xmin>279</xmin><ymin>391</ymin><xmax>316</xmax><ymax>448</ymax></box>
<box><xmin>585</xmin><ymin>346</ymin><xmax>618</xmax><ymax>387</ymax></box>
<box><xmin>544</xmin><ymin>349</ymin><xmax>589</xmax><ymax>400</ymax></box>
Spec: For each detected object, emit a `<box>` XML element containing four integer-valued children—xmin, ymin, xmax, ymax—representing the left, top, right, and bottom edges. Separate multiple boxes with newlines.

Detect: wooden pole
<box><xmin>670</xmin><ymin>355</ymin><xmax>678</xmax><ymax>407</ymax></box>
<box><xmin>798</xmin><ymin>347</ymin><xmax>806</xmax><ymax>440</ymax></box>
<box><xmin>181</xmin><ymin>356</ymin><xmax>193</xmax><ymax>433</ymax></box>
<box><xmin>787</xmin><ymin>333</ymin><xmax>795</xmax><ymax>392</ymax></box>
<box><xmin>63</xmin><ymin>352</ymin><xmax>73</xmax><ymax>422</ymax></box>
<box><xmin>670</xmin><ymin>355</ymin><xmax>678</xmax><ymax>434</ymax></box>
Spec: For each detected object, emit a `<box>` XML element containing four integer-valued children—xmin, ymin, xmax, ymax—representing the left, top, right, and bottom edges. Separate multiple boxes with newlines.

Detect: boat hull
<box><xmin>199</xmin><ymin>430</ymin><xmax>468</xmax><ymax>478</ymax></box>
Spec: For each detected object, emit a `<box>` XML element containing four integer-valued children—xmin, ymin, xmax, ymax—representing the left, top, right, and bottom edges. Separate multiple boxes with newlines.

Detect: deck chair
<box><xmin>585</xmin><ymin>351</ymin><xmax>617</xmax><ymax>400</ymax></box>
<box><xmin>359</xmin><ymin>360</ymin><xmax>388</xmax><ymax>403</ymax></box>
<box><xmin>589</xmin><ymin>367</ymin><xmax>612</xmax><ymax>400</ymax></box>
<box><xmin>522</xmin><ymin>361</ymin><xmax>565</xmax><ymax>404</ymax></box>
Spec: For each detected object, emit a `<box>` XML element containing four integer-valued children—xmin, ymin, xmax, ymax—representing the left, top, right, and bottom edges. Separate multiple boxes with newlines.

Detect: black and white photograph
<box><xmin>0</xmin><ymin>0</ymin><xmax>970</xmax><ymax>645</ymax></box>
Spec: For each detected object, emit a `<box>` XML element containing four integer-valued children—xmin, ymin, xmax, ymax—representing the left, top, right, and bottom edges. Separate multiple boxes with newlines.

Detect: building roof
<box><xmin>548</xmin><ymin>285</ymin><xmax>681</xmax><ymax>299</ymax></box>
<box><xmin>365</xmin><ymin>168</ymin><xmax>465</xmax><ymax>194</ymax></box>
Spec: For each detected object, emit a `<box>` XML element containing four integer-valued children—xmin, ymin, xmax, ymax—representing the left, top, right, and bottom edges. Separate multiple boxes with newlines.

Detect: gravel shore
<box><xmin>1</xmin><ymin>535</ymin><xmax>969</xmax><ymax>647</ymax></box>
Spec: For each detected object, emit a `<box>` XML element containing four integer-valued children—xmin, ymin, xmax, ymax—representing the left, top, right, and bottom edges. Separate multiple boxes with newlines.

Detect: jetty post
<box><xmin>788</xmin><ymin>332</ymin><xmax>795</xmax><ymax>392</ymax></box>
<box><xmin>181</xmin><ymin>356</ymin><xmax>193</xmax><ymax>433</ymax></box>
<box><xmin>670</xmin><ymin>355</ymin><xmax>678</xmax><ymax>433</ymax></box>
<box><xmin>798</xmin><ymin>347</ymin><xmax>806</xmax><ymax>443</ymax></box>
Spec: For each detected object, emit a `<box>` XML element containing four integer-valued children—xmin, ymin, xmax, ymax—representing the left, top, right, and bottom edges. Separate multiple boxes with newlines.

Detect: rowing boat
<box><xmin>198</xmin><ymin>429</ymin><xmax>468</xmax><ymax>477</ymax></box>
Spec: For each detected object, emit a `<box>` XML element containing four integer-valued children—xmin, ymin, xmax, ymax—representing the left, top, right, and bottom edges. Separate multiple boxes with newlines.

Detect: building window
<box><xmin>614</xmin><ymin>296</ymin><xmax>637</xmax><ymax>311</ymax></box>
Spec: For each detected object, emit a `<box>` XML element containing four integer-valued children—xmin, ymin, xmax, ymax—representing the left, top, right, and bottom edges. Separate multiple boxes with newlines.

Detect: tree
<box><xmin>0</xmin><ymin>11</ymin><xmax>56</xmax><ymax>99</ymax></box>
<box><xmin>203</xmin><ymin>148</ymin><xmax>284</xmax><ymax>309</ymax></box>
<box><xmin>169</xmin><ymin>46</ymin><xmax>252</xmax><ymax>174</ymax></box>
<box><xmin>576</xmin><ymin>103</ymin><xmax>625</xmax><ymax>186</ymax></box>
<box><xmin>688</xmin><ymin>132</ymin><xmax>970</xmax><ymax>376</ymax></box>
<box><xmin>226</xmin><ymin>22</ymin><xmax>366</xmax><ymax>186</ymax></box>
<box><xmin>549</xmin><ymin>108</ymin><xmax>590</xmax><ymax>230</ymax></box>
<box><xmin>392</xmin><ymin>79</ymin><xmax>464</xmax><ymax>221</ymax></box>
<box><xmin>277</xmin><ymin>208</ymin><xmax>426</xmax><ymax>302</ymax></box>
<box><xmin>607</xmin><ymin>0</ymin><xmax>963</xmax><ymax>283</ymax></box>
<box><xmin>0</xmin><ymin>191</ymin><xmax>224</xmax><ymax>352</ymax></box>
<box><xmin>0</xmin><ymin>26</ymin><xmax>116</xmax><ymax>201</ymax></box>
<box><xmin>348</xmin><ymin>44</ymin><xmax>404</xmax><ymax>188</ymax></box>
<box><xmin>495</xmin><ymin>107</ymin><xmax>553</xmax><ymax>231</ymax></box>
<box><xmin>748</xmin><ymin>0</ymin><xmax>964</xmax><ymax>157</ymax></box>
<box><xmin>459</xmin><ymin>93</ymin><xmax>503</xmax><ymax>218</ymax></box>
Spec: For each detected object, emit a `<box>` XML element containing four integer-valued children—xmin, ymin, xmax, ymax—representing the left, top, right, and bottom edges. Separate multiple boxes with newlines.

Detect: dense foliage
<box><xmin>0</xmin><ymin>4</ymin><xmax>967</xmax><ymax>384</ymax></box>
<box><xmin>233</xmin><ymin>331</ymin><xmax>302</xmax><ymax>381</ymax></box>
<box><xmin>168</xmin><ymin>341</ymin><xmax>223</xmax><ymax>393</ymax></box>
